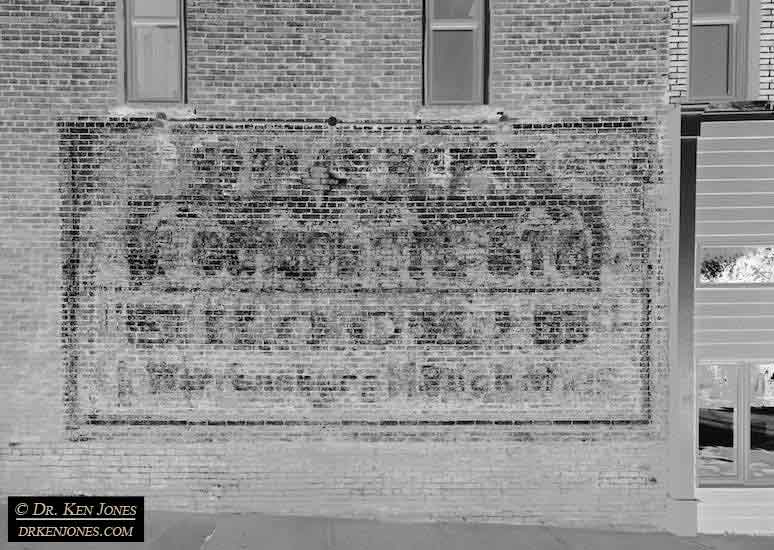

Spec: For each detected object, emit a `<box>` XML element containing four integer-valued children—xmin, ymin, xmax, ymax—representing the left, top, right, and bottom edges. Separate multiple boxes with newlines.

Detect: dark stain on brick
<box><xmin>192</xmin><ymin>230</ymin><xmax>226</xmax><ymax>276</ymax></box>
<box><xmin>146</xmin><ymin>361</ymin><xmax>179</xmax><ymax>394</ymax></box>
<box><xmin>60</xmin><ymin>119</ymin><xmax>653</xmax><ymax>428</ymax></box>
<box><xmin>532</xmin><ymin>309</ymin><xmax>590</xmax><ymax>350</ymax></box>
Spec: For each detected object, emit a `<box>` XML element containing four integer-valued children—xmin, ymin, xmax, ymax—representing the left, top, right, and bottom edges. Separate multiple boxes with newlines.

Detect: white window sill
<box><xmin>413</xmin><ymin>104</ymin><xmax>506</xmax><ymax>123</ymax></box>
<box><xmin>104</xmin><ymin>105</ymin><xmax>516</xmax><ymax>124</ymax></box>
<box><xmin>108</xmin><ymin>104</ymin><xmax>198</xmax><ymax>119</ymax></box>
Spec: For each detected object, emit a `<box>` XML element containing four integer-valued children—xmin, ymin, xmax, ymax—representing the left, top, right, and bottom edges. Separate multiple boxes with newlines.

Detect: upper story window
<box><xmin>424</xmin><ymin>0</ymin><xmax>488</xmax><ymax>105</ymax></box>
<box><xmin>689</xmin><ymin>0</ymin><xmax>751</xmax><ymax>101</ymax></box>
<box><xmin>125</xmin><ymin>0</ymin><xmax>186</xmax><ymax>103</ymax></box>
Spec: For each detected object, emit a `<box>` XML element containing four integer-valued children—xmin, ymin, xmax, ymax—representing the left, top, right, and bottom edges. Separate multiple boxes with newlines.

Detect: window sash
<box><xmin>424</xmin><ymin>0</ymin><xmax>486</xmax><ymax>105</ymax></box>
<box><xmin>689</xmin><ymin>0</ymin><xmax>749</xmax><ymax>100</ymax></box>
<box><xmin>125</xmin><ymin>0</ymin><xmax>185</xmax><ymax>103</ymax></box>
<box><xmin>690</xmin><ymin>23</ymin><xmax>735</xmax><ymax>98</ymax></box>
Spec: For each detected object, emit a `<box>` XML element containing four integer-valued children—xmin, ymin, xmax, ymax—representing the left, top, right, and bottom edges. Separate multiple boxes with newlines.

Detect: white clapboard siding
<box><xmin>698</xmin><ymin>165</ymin><xmax>774</xmax><ymax>180</ymax></box>
<box><xmin>695</xmin><ymin>315</ymin><xmax>774</xmax><ymax>331</ymax></box>
<box><xmin>695</xmin><ymin>342</ymin><xmax>774</xmax><ymax>361</ymax></box>
<box><xmin>696</xmin><ymin>221</ymin><xmax>774</xmax><ymax>236</ymax></box>
<box><xmin>696</xmin><ymin>301</ymin><xmax>774</xmax><ymax>317</ymax></box>
<box><xmin>694</xmin><ymin>329</ymin><xmax>774</xmax><ymax>344</ymax></box>
<box><xmin>695</xmin><ymin>287</ymin><xmax>774</xmax><ymax>303</ymax></box>
<box><xmin>696</xmin><ymin>180</ymin><xmax>774</xmax><ymax>195</ymax></box>
<box><xmin>698</xmin><ymin>151</ymin><xmax>774</xmax><ymax>165</ymax></box>
<box><xmin>695</xmin><ymin>121</ymin><xmax>774</xmax><ymax>362</ymax></box>
<box><xmin>695</xmin><ymin>207</ymin><xmax>774</xmax><ymax>221</ymax></box>
<box><xmin>697</xmin><ymin>193</ymin><xmax>774</xmax><ymax>208</ymax></box>
<box><xmin>702</xmin><ymin>120</ymin><xmax>774</xmax><ymax>138</ymax></box>
<box><xmin>700</xmin><ymin>137</ymin><xmax>774</xmax><ymax>152</ymax></box>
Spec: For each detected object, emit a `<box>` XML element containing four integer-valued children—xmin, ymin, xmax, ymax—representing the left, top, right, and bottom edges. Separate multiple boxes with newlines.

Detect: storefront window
<box><xmin>699</xmin><ymin>362</ymin><xmax>774</xmax><ymax>485</ymax></box>
<box><xmin>749</xmin><ymin>364</ymin><xmax>774</xmax><ymax>481</ymax></box>
<box><xmin>698</xmin><ymin>363</ymin><xmax>738</xmax><ymax>479</ymax></box>
<box><xmin>699</xmin><ymin>245</ymin><xmax>774</xmax><ymax>285</ymax></box>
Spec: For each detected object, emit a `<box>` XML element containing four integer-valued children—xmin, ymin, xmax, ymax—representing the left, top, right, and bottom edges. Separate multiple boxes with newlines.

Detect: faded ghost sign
<box><xmin>62</xmin><ymin>119</ymin><xmax>652</xmax><ymax>426</ymax></box>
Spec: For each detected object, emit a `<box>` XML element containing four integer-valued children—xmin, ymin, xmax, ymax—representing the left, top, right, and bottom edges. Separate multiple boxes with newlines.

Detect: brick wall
<box><xmin>60</xmin><ymin>117</ymin><xmax>656</xmax><ymax>424</ymax></box>
<box><xmin>0</xmin><ymin>0</ymin><xmax>119</xmax><ymax>444</ymax></box>
<box><xmin>669</xmin><ymin>0</ymin><xmax>689</xmax><ymax>102</ymax></box>
<box><xmin>1</xmin><ymin>0</ymin><xmax>674</xmax><ymax>530</ymax></box>
<box><xmin>763</xmin><ymin>0</ymin><xmax>774</xmax><ymax>99</ymax></box>
<box><xmin>183</xmin><ymin>0</ymin><xmax>670</xmax><ymax>120</ymax></box>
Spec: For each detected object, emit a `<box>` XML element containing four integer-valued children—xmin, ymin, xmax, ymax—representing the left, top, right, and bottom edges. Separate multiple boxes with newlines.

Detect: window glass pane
<box><xmin>131</xmin><ymin>26</ymin><xmax>181</xmax><ymax>101</ymax></box>
<box><xmin>430</xmin><ymin>30</ymin><xmax>475</xmax><ymax>103</ymax></box>
<box><xmin>132</xmin><ymin>0</ymin><xmax>178</xmax><ymax>18</ymax></box>
<box><xmin>699</xmin><ymin>246</ymin><xmax>774</xmax><ymax>284</ymax></box>
<box><xmin>433</xmin><ymin>0</ymin><xmax>478</xmax><ymax>19</ymax></box>
<box><xmin>749</xmin><ymin>364</ymin><xmax>774</xmax><ymax>481</ymax></box>
<box><xmin>693</xmin><ymin>0</ymin><xmax>733</xmax><ymax>16</ymax></box>
<box><xmin>698</xmin><ymin>363</ymin><xmax>737</xmax><ymax>479</ymax></box>
<box><xmin>690</xmin><ymin>25</ymin><xmax>731</xmax><ymax>98</ymax></box>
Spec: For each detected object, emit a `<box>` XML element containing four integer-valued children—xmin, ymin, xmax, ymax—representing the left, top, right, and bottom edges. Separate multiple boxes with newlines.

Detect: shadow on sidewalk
<box><xmin>2</xmin><ymin>505</ymin><xmax>774</xmax><ymax>550</ymax></box>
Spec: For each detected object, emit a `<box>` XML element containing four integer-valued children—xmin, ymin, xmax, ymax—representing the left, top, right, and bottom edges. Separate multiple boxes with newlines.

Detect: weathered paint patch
<box><xmin>61</xmin><ymin>118</ymin><xmax>654</xmax><ymax>427</ymax></box>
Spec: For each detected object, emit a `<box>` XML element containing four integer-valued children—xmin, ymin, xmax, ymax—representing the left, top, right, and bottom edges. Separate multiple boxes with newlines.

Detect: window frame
<box><xmin>688</xmin><ymin>0</ymin><xmax>758</xmax><ymax>102</ymax></box>
<box><xmin>123</xmin><ymin>0</ymin><xmax>187</xmax><ymax>104</ymax></box>
<box><xmin>698</xmin><ymin>361</ymin><xmax>774</xmax><ymax>487</ymax></box>
<box><xmin>695</xmin><ymin>239</ymin><xmax>774</xmax><ymax>289</ymax></box>
<box><xmin>423</xmin><ymin>0</ymin><xmax>489</xmax><ymax>106</ymax></box>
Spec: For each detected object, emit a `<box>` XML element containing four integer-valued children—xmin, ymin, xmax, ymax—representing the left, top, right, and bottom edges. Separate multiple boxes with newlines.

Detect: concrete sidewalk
<box><xmin>3</xmin><ymin>507</ymin><xmax>774</xmax><ymax>550</ymax></box>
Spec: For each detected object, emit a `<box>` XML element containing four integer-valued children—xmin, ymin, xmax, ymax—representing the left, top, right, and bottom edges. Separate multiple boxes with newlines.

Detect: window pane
<box><xmin>131</xmin><ymin>26</ymin><xmax>181</xmax><ymax>101</ymax></box>
<box><xmin>132</xmin><ymin>0</ymin><xmax>178</xmax><ymax>18</ymax></box>
<box><xmin>693</xmin><ymin>0</ymin><xmax>733</xmax><ymax>16</ymax></box>
<box><xmin>698</xmin><ymin>363</ymin><xmax>737</xmax><ymax>479</ymax></box>
<box><xmin>749</xmin><ymin>364</ymin><xmax>774</xmax><ymax>481</ymax></box>
<box><xmin>431</xmin><ymin>30</ymin><xmax>476</xmax><ymax>103</ymax></box>
<box><xmin>690</xmin><ymin>25</ymin><xmax>731</xmax><ymax>98</ymax></box>
<box><xmin>699</xmin><ymin>246</ymin><xmax>774</xmax><ymax>284</ymax></box>
<box><xmin>433</xmin><ymin>0</ymin><xmax>478</xmax><ymax>19</ymax></box>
